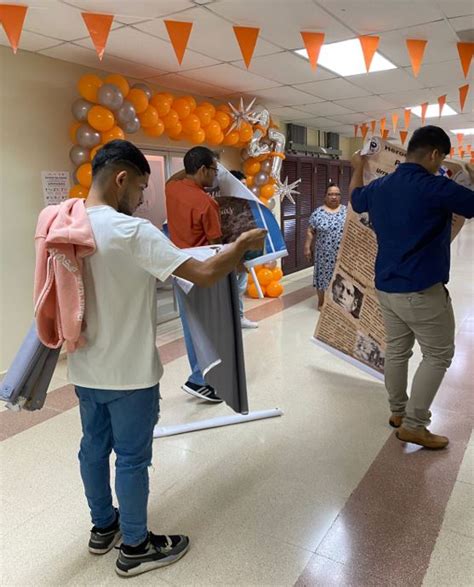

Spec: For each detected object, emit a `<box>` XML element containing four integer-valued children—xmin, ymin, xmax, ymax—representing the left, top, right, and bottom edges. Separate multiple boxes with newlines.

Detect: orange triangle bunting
<box><xmin>459</xmin><ymin>84</ymin><xmax>469</xmax><ymax>112</ymax></box>
<box><xmin>361</xmin><ymin>124</ymin><xmax>369</xmax><ymax>139</ymax></box>
<box><xmin>164</xmin><ymin>20</ymin><xmax>193</xmax><ymax>65</ymax></box>
<box><xmin>0</xmin><ymin>4</ymin><xmax>27</xmax><ymax>53</ymax></box>
<box><xmin>437</xmin><ymin>94</ymin><xmax>447</xmax><ymax>117</ymax></box>
<box><xmin>405</xmin><ymin>39</ymin><xmax>427</xmax><ymax>77</ymax></box>
<box><xmin>456</xmin><ymin>133</ymin><xmax>464</xmax><ymax>144</ymax></box>
<box><xmin>404</xmin><ymin>108</ymin><xmax>411</xmax><ymax>129</ymax></box>
<box><xmin>399</xmin><ymin>130</ymin><xmax>408</xmax><ymax>146</ymax></box>
<box><xmin>82</xmin><ymin>13</ymin><xmax>113</xmax><ymax>60</ymax></box>
<box><xmin>233</xmin><ymin>26</ymin><xmax>260</xmax><ymax>69</ymax></box>
<box><xmin>380</xmin><ymin>117</ymin><xmax>386</xmax><ymax>133</ymax></box>
<box><xmin>382</xmin><ymin>129</ymin><xmax>389</xmax><ymax>139</ymax></box>
<box><xmin>391</xmin><ymin>113</ymin><xmax>399</xmax><ymax>133</ymax></box>
<box><xmin>359</xmin><ymin>35</ymin><xmax>379</xmax><ymax>72</ymax></box>
<box><xmin>354</xmin><ymin>124</ymin><xmax>359</xmax><ymax>137</ymax></box>
<box><xmin>457</xmin><ymin>42</ymin><xmax>474</xmax><ymax>78</ymax></box>
<box><xmin>370</xmin><ymin>120</ymin><xmax>376</xmax><ymax>134</ymax></box>
<box><xmin>420</xmin><ymin>102</ymin><xmax>428</xmax><ymax>125</ymax></box>
<box><xmin>300</xmin><ymin>31</ymin><xmax>325</xmax><ymax>70</ymax></box>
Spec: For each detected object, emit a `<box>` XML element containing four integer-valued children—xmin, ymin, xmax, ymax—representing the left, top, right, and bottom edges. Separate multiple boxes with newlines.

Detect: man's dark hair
<box><xmin>407</xmin><ymin>126</ymin><xmax>451</xmax><ymax>157</ymax></box>
<box><xmin>183</xmin><ymin>146</ymin><xmax>216</xmax><ymax>174</ymax></box>
<box><xmin>230</xmin><ymin>169</ymin><xmax>246</xmax><ymax>181</ymax></box>
<box><xmin>92</xmin><ymin>140</ymin><xmax>151</xmax><ymax>178</ymax></box>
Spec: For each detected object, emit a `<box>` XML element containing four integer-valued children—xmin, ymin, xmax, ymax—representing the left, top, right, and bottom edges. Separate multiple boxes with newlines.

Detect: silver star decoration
<box><xmin>227</xmin><ymin>97</ymin><xmax>258</xmax><ymax>134</ymax></box>
<box><xmin>275</xmin><ymin>176</ymin><xmax>301</xmax><ymax>205</ymax></box>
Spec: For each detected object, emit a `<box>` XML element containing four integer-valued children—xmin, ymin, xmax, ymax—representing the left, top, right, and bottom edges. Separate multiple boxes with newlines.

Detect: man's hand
<box><xmin>237</xmin><ymin>228</ymin><xmax>267</xmax><ymax>252</ymax></box>
<box><xmin>351</xmin><ymin>150</ymin><xmax>366</xmax><ymax>170</ymax></box>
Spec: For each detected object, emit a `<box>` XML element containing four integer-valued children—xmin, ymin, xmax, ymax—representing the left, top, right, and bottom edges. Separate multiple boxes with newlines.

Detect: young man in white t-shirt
<box><xmin>67</xmin><ymin>140</ymin><xmax>266</xmax><ymax>578</ymax></box>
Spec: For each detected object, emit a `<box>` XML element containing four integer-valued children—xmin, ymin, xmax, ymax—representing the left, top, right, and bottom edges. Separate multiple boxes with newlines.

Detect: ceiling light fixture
<box><xmin>411</xmin><ymin>104</ymin><xmax>457</xmax><ymax>118</ymax></box>
<box><xmin>450</xmin><ymin>127</ymin><xmax>474</xmax><ymax>135</ymax></box>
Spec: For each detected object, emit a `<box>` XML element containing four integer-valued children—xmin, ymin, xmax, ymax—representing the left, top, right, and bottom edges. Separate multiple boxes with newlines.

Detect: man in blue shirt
<box><xmin>350</xmin><ymin>126</ymin><xmax>474</xmax><ymax>450</ymax></box>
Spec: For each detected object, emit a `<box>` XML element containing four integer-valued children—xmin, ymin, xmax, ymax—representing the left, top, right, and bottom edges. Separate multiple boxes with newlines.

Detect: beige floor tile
<box><xmin>442</xmin><ymin>481</ymin><xmax>474</xmax><ymax>538</ymax></box>
<box><xmin>422</xmin><ymin>530</ymin><xmax>474</xmax><ymax>587</ymax></box>
<box><xmin>457</xmin><ymin>444</ymin><xmax>474</xmax><ymax>485</ymax></box>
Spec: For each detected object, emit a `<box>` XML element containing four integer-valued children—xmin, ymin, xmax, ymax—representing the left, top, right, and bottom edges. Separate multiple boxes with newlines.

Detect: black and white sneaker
<box><xmin>181</xmin><ymin>381</ymin><xmax>223</xmax><ymax>403</ymax></box>
<box><xmin>88</xmin><ymin>508</ymin><xmax>121</xmax><ymax>554</ymax></box>
<box><xmin>116</xmin><ymin>532</ymin><xmax>190</xmax><ymax>577</ymax></box>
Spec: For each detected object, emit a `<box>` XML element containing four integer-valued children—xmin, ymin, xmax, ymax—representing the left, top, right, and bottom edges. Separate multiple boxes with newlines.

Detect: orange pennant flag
<box><xmin>164</xmin><ymin>20</ymin><xmax>193</xmax><ymax>65</ymax></box>
<box><xmin>405</xmin><ymin>39</ymin><xmax>427</xmax><ymax>77</ymax></box>
<box><xmin>361</xmin><ymin>124</ymin><xmax>369</xmax><ymax>139</ymax></box>
<box><xmin>456</xmin><ymin>133</ymin><xmax>464</xmax><ymax>144</ymax></box>
<box><xmin>370</xmin><ymin>120</ymin><xmax>376</xmax><ymax>134</ymax></box>
<box><xmin>300</xmin><ymin>31</ymin><xmax>325</xmax><ymax>70</ymax></box>
<box><xmin>354</xmin><ymin>124</ymin><xmax>359</xmax><ymax>137</ymax></box>
<box><xmin>380</xmin><ymin>117</ymin><xmax>386</xmax><ymax>133</ymax></box>
<box><xmin>399</xmin><ymin>130</ymin><xmax>408</xmax><ymax>146</ymax></box>
<box><xmin>359</xmin><ymin>35</ymin><xmax>380</xmax><ymax>72</ymax></box>
<box><xmin>233</xmin><ymin>26</ymin><xmax>260</xmax><ymax>69</ymax></box>
<box><xmin>404</xmin><ymin>108</ymin><xmax>411</xmax><ymax>129</ymax></box>
<box><xmin>82</xmin><ymin>13</ymin><xmax>113</xmax><ymax>60</ymax></box>
<box><xmin>420</xmin><ymin>102</ymin><xmax>429</xmax><ymax>125</ymax></box>
<box><xmin>437</xmin><ymin>94</ymin><xmax>447</xmax><ymax>117</ymax></box>
<box><xmin>450</xmin><ymin>147</ymin><xmax>454</xmax><ymax>158</ymax></box>
<box><xmin>466</xmin><ymin>144</ymin><xmax>472</xmax><ymax>153</ymax></box>
<box><xmin>458</xmin><ymin>147</ymin><xmax>465</xmax><ymax>158</ymax></box>
<box><xmin>382</xmin><ymin>129</ymin><xmax>389</xmax><ymax>139</ymax></box>
<box><xmin>459</xmin><ymin>84</ymin><xmax>469</xmax><ymax>112</ymax></box>
<box><xmin>457</xmin><ymin>42</ymin><xmax>474</xmax><ymax>78</ymax></box>
<box><xmin>0</xmin><ymin>4</ymin><xmax>27</xmax><ymax>53</ymax></box>
<box><xmin>391</xmin><ymin>113</ymin><xmax>399</xmax><ymax>133</ymax></box>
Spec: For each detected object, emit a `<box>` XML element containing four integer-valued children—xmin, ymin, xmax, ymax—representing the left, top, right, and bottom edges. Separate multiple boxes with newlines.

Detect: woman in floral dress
<box><xmin>304</xmin><ymin>184</ymin><xmax>347</xmax><ymax>309</ymax></box>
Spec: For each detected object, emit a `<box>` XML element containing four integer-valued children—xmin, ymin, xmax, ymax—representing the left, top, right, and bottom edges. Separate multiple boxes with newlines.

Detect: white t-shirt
<box><xmin>68</xmin><ymin>206</ymin><xmax>190</xmax><ymax>390</ymax></box>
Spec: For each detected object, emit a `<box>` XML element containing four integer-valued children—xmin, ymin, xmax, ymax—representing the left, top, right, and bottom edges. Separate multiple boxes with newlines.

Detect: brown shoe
<box><xmin>396</xmin><ymin>427</ymin><xmax>449</xmax><ymax>450</ymax></box>
<box><xmin>389</xmin><ymin>414</ymin><xmax>404</xmax><ymax>428</ymax></box>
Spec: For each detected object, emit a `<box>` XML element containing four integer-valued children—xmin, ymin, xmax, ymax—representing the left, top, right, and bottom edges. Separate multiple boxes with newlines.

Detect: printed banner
<box><xmin>313</xmin><ymin>137</ymin><xmax>473</xmax><ymax>379</ymax></box>
<box><xmin>41</xmin><ymin>171</ymin><xmax>70</xmax><ymax>206</ymax></box>
<box><xmin>216</xmin><ymin>163</ymin><xmax>287</xmax><ymax>267</ymax></box>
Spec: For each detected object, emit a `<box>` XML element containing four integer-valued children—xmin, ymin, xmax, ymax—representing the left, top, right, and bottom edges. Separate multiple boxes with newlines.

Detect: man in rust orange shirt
<box><xmin>165</xmin><ymin>147</ymin><xmax>223</xmax><ymax>402</ymax></box>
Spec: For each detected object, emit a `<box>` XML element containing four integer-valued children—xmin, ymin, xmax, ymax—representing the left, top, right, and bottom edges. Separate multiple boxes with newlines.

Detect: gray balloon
<box><xmin>71</xmin><ymin>98</ymin><xmax>92</xmax><ymax>122</ymax></box>
<box><xmin>98</xmin><ymin>83</ymin><xmax>124</xmax><ymax>111</ymax></box>
<box><xmin>69</xmin><ymin>144</ymin><xmax>90</xmax><ymax>166</ymax></box>
<box><xmin>132</xmin><ymin>83</ymin><xmax>152</xmax><ymax>100</ymax></box>
<box><xmin>117</xmin><ymin>101</ymin><xmax>137</xmax><ymax>126</ymax></box>
<box><xmin>240</xmin><ymin>148</ymin><xmax>250</xmax><ymax>161</ymax></box>
<box><xmin>254</xmin><ymin>171</ymin><xmax>269</xmax><ymax>186</ymax></box>
<box><xmin>123</xmin><ymin>116</ymin><xmax>140</xmax><ymax>134</ymax></box>
<box><xmin>76</xmin><ymin>124</ymin><xmax>101</xmax><ymax>148</ymax></box>
<box><xmin>250</xmin><ymin>185</ymin><xmax>260</xmax><ymax>196</ymax></box>
<box><xmin>261</xmin><ymin>159</ymin><xmax>272</xmax><ymax>173</ymax></box>
<box><xmin>267</xmin><ymin>197</ymin><xmax>276</xmax><ymax>210</ymax></box>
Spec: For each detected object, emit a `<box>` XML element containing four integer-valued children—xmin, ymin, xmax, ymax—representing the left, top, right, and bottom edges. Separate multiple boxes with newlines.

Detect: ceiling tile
<box><xmin>209</xmin><ymin>0</ymin><xmax>353</xmax><ymax>50</ymax></box>
<box><xmin>415</xmin><ymin>59</ymin><xmax>468</xmax><ymax>86</ymax></box>
<box><xmin>330</xmin><ymin>112</ymin><xmax>371</xmax><ymax>124</ymax></box>
<box><xmin>251</xmin><ymin>86</ymin><xmax>326</xmax><ymax>106</ymax></box>
<box><xmin>335</xmin><ymin>95</ymin><xmax>396</xmax><ymax>111</ymax></box>
<box><xmin>292</xmin><ymin>116</ymin><xmax>342</xmax><ymax>129</ymax></box>
<box><xmin>180</xmin><ymin>63</ymin><xmax>278</xmax><ymax>92</ymax></box>
<box><xmin>66</xmin><ymin>0</ymin><xmax>194</xmax><ymax>18</ymax></box>
<box><xmin>448</xmin><ymin>16</ymin><xmax>474</xmax><ymax>39</ymax></box>
<box><xmin>148</xmin><ymin>73</ymin><xmax>230</xmax><ymax>97</ymax></box>
<box><xmin>40</xmin><ymin>43</ymin><xmax>164</xmax><ymax>79</ymax></box>
<box><xmin>437</xmin><ymin>1</ymin><xmax>474</xmax><ymax>18</ymax></box>
<box><xmin>294</xmin><ymin>78</ymin><xmax>372</xmax><ymax>100</ymax></box>
<box><xmin>135</xmin><ymin>7</ymin><xmax>282</xmax><ymax>61</ymax></box>
<box><xmin>268</xmin><ymin>107</ymin><xmax>317</xmax><ymax>121</ymax></box>
<box><xmin>76</xmin><ymin>27</ymin><xmax>219</xmax><ymax>72</ymax></box>
<box><xmin>296</xmin><ymin>102</ymin><xmax>355</xmax><ymax>116</ymax></box>
<box><xmin>378</xmin><ymin>89</ymin><xmax>437</xmax><ymax>108</ymax></box>
<box><xmin>0</xmin><ymin>30</ymin><xmax>61</xmax><ymax>52</ymax></box>
<box><xmin>347</xmin><ymin>69</ymin><xmax>423</xmax><ymax>94</ymax></box>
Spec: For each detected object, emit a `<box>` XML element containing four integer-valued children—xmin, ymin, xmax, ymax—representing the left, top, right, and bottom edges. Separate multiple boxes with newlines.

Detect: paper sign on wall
<box><xmin>41</xmin><ymin>171</ymin><xmax>70</xmax><ymax>206</ymax></box>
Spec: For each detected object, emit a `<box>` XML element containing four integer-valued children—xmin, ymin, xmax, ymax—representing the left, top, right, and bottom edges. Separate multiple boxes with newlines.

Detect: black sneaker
<box><xmin>181</xmin><ymin>381</ymin><xmax>223</xmax><ymax>403</ymax></box>
<box><xmin>89</xmin><ymin>508</ymin><xmax>121</xmax><ymax>554</ymax></box>
<box><xmin>116</xmin><ymin>532</ymin><xmax>190</xmax><ymax>577</ymax></box>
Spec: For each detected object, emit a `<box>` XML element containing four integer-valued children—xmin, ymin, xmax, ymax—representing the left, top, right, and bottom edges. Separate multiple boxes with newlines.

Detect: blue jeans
<box><xmin>75</xmin><ymin>385</ymin><xmax>160</xmax><ymax>546</ymax></box>
<box><xmin>236</xmin><ymin>271</ymin><xmax>248</xmax><ymax>318</ymax></box>
<box><xmin>176</xmin><ymin>291</ymin><xmax>205</xmax><ymax>386</ymax></box>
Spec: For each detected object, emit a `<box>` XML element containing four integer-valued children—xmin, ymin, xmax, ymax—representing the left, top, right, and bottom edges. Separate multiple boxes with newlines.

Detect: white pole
<box><xmin>249</xmin><ymin>266</ymin><xmax>264</xmax><ymax>299</ymax></box>
<box><xmin>153</xmin><ymin>408</ymin><xmax>283</xmax><ymax>438</ymax></box>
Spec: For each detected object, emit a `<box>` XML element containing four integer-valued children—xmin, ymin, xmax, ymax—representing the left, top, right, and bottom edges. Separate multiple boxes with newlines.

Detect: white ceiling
<box><xmin>1</xmin><ymin>0</ymin><xmax>473</xmax><ymax>141</ymax></box>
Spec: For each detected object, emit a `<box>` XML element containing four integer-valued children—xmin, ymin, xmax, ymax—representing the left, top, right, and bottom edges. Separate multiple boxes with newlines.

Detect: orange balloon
<box><xmin>102</xmin><ymin>126</ymin><xmax>125</xmax><ymax>143</ymax></box>
<box><xmin>239</xmin><ymin>122</ymin><xmax>253</xmax><ymax>142</ymax></box>
<box><xmin>69</xmin><ymin>184</ymin><xmax>89</xmax><ymax>199</ymax></box>
<box><xmin>77</xmin><ymin>74</ymin><xmax>103</xmax><ymax>103</ymax></box>
<box><xmin>205</xmin><ymin>120</ymin><xmax>221</xmax><ymax>138</ymax></box>
<box><xmin>222</xmin><ymin>130</ymin><xmax>240</xmax><ymax>146</ymax></box>
<box><xmin>257</xmin><ymin>268</ymin><xmax>273</xmax><ymax>287</ymax></box>
<box><xmin>69</xmin><ymin>121</ymin><xmax>81</xmax><ymax>142</ymax></box>
<box><xmin>243</xmin><ymin>159</ymin><xmax>261</xmax><ymax>176</ymax></box>
<box><xmin>260</xmin><ymin>183</ymin><xmax>275</xmax><ymax>200</ymax></box>
<box><xmin>77</xmin><ymin>163</ymin><xmax>92</xmax><ymax>188</ymax></box>
<box><xmin>167</xmin><ymin>121</ymin><xmax>183</xmax><ymax>139</ymax></box>
<box><xmin>162</xmin><ymin>110</ymin><xmax>180</xmax><ymax>130</ymax></box>
<box><xmin>90</xmin><ymin>144</ymin><xmax>104</xmax><ymax>161</ymax></box>
<box><xmin>247</xmin><ymin>283</ymin><xmax>264</xmax><ymax>299</ymax></box>
<box><xmin>199</xmin><ymin>101</ymin><xmax>216</xmax><ymax>118</ymax></box>
<box><xmin>182</xmin><ymin>113</ymin><xmax>201</xmax><ymax>134</ymax></box>
<box><xmin>173</xmin><ymin>97</ymin><xmax>192</xmax><ymax>120</ymax></box>
<box><xmin>215</xmin><ymin>111</ymin><xmax>231</xmax><ymax>130</ymax></box>
<box><xmin>144</xmin><ymin>119</ymin><xmax>165</xmax><ymax>137</ymax></box>
<box><xmin>138</xmin><ymin>105</ymin><xmax>159</xmax><ymax>128</ymax></box>
<box><xmin>195</xmin><ymin>105</ymin><xmax>212</xmax><ymax>127</ymax></box>
<box><xmin>150</xmin><ymin>93</ymin><xmax>172</xmax><ymax>117</ymax></box>
<box><xmin>247</xmin><ymin>271</ymin><xmax>254</xmax><ymax>284</ymax></box>
<box><xmin>88</xmin><ymin>105</ymin><xmax>115</xmax><ymax>131</ymax></box>
<box><xmin>189</xmin><ymin>128</ymin><xmax>206</xmax><ymax>144</ymax></box>
<box><xmin>184</xmin><ymin>95</ymin><xmax>197</xmax><ymax>112</ymax></box>
<box><xmin>272</xmin><ymin>267</ymin><xmax>283</xmax><ymax>281</ymax></box>
<box><xmin>217</xmin><ymin>103</ymin><xmax>231</xmax><ymax>113</ymax></box>
<box><xmin>206</xmin><ymin>131</ymin><xmax>224</xmax><ymax>146</ymax></box>
<box><xmin>104</xmin><ymin>74</ymin><xmax>129</xmax><ymax>97</ymax></box>
<box><xmin>246</xmin><ymin>175</ymin><xmax>254</xmax><ymax>187</ymax></box>
<box><xmin>266</xmin><ymin>281</ymin><xmax>283</xmax><ymax>298</ymax></box>
<box><xmin>127</xmin><ymin>88</ymin><xmax>149</xmax><ymax>114</ymax></box>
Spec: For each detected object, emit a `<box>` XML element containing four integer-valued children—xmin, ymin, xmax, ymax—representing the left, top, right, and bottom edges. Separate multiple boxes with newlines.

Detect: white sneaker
<box><xmin>241</xmin><ymin>317</ymin><xmax>258</xmax><ymax>329</ymax></box>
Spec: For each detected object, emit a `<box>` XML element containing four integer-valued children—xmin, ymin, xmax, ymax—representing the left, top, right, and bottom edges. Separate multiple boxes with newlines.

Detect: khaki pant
<box><xmin>376</xmin><ymin>283</ymin><xmax>455</xmax><ymax>430</ymax></box>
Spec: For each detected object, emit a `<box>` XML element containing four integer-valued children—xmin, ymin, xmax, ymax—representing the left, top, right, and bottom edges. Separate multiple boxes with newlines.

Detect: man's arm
<box><xmin>166</xmin><ymin>169</ymin><xmax>186</xmax><ymax>185</ymax></box>
<box><xmin>174</xmin><ymin>229</ymin><xmax>266</xmax><ymax>288</ymax></box>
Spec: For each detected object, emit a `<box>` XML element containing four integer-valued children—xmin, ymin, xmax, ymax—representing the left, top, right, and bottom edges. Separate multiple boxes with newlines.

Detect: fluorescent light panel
<box><xmin>450</xmin><ymin>128</ymin><xmax>474</xmax><ymax>135</ymax></box>
<box><xmin>295</xmin><ymin>38</ymin><xmax>396</xmax><ymax>76</ymax></box>
<box><xmin>411</xmin><ymin>104</ymin><xmax>457</xmax><ymax>118</ymax></box>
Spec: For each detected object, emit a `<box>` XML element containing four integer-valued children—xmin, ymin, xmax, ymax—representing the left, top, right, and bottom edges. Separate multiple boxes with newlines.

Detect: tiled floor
<box><xmin>0</xmin><ymin>224</ymin><xmax>472</xmax><ymax>586</ymax></box>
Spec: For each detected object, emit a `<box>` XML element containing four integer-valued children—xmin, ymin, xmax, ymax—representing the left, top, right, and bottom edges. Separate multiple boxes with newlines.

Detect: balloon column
<box><xmin>247</xmin><ymin>265</ymin><xmax>284</xmax><ymax>299</ymax></box>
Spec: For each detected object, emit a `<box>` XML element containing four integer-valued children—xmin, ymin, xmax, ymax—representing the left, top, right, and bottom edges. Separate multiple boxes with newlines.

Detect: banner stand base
<box><xmin>153</xmin><ymin>408</ymin><xmax>283</xmax><ymax>438</ymax></box>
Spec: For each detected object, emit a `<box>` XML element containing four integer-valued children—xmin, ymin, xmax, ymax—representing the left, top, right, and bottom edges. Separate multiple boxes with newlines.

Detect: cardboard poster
<box><xmin>41</xmin><ymin>171</ymin><xmax>70</xmax><ymax>206</ymax></box>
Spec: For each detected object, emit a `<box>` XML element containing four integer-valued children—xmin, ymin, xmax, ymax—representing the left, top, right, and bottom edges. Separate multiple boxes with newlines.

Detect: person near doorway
<box><xmin>63</xmin><ymin>140</ymin><xmax>266</xmax><ymax>577</ymax></box>
<box><xmin>229</xmin><ymin>169</ymin><xmax>258</xmax><ymax>329</ymax></box>
<box><xmin>304</xmin><ymin>184</ymin><xmax>347</xmax><ymax>309</ymax></box>
<box><xmin>349</xmin><ymin>125</ymin><xmax>474</xmax><ymax>450</ymax></box>
<box><xmin>165</xmin><ymin>147</ymin><xmax>223</xmax><ymax>402</ymax></box>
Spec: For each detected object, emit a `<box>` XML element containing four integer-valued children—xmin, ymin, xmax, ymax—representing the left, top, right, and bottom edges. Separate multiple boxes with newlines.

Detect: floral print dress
<box><xmin>309</xmin><ymin>205</ymin><xmax>347</xmax><ymax>290</ymax></box>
